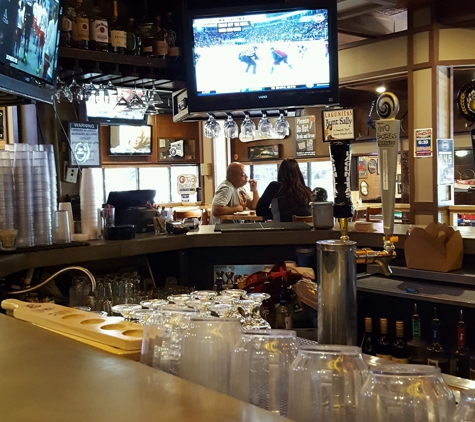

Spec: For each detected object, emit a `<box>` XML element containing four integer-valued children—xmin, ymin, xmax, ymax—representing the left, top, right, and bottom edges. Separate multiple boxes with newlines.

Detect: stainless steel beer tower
<box><xmin>318</xmin><ymin>93</ymin><xmax>400</xmax><ymax>346</ymax></box>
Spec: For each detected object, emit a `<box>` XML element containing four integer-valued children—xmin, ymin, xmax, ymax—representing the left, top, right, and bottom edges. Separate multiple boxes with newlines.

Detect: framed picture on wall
<box><xmin>358</xmin><ymin>156</ymin><xmax>367</xmax><ymax>178</ymax></box>
<box><xmin>368</xmin><ymin>158</ymin><xmax>377</xmax><ymax>174</ymax></box>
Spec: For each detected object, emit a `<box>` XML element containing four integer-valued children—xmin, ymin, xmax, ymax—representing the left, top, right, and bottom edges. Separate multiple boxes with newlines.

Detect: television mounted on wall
<box><xmin>182</xmin><ymin>0</ymin><xmax>339</xmax><ymax>116</ymax></box>
<box><xmin>0</xmin><ymin>0</ymin><xmax>62</xmax><ymax>104</ymax></box>
<box><xmin>109</xmin><ymin>124</ymin><xmax>153</xmax><ymax>156</ymax></box>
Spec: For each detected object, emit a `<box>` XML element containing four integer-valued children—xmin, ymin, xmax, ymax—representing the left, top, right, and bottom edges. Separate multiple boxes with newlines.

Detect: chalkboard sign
<box><xmin>69</xmin><ymin>122</ymin><xmax>100</xmax><ymax>167</ymax></box>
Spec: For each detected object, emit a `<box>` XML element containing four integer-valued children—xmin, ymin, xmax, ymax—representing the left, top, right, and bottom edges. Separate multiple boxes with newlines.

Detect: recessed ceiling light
<box><xmin>376</xmin><ymin>86</ymin><xmax>386</xmax><ymax>93</ymax></box>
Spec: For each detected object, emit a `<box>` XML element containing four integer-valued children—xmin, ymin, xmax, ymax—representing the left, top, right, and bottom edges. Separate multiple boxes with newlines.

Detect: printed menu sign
<box><xmin>69</xmin><ymin>122</ymin><xmax>100</xmax><ymax>167</ymax></box>
<box><xmin>414</xmin><ymin>128</ymin><xmax>433</xmax><ymax>158</ymax></box>
<box><xmin>295</xmin><ymin>116</ymin><xmax>316</xmax><ymax>157</ymax></box>
<box><xmin>322</xmin><ymin>108</ymin><xmax>355</xmax><ymax>141</ymax></box>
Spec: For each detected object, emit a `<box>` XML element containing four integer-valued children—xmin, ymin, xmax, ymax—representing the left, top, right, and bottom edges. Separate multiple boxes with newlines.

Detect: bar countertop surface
<box><xmin>1</xmin><ymin>223</ymin><xmax>475</xmax><ymax>278</ymax></box>
<box><xmin>0</xmin><ymin>314</ymin><xmax>293</xmax><ymax>422</ymax></box>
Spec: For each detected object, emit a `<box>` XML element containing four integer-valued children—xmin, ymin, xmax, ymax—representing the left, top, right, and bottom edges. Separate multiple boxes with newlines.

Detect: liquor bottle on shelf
<box><xmin>89</xmin><ymin>0</ymin><xmax>109</xmax><ymax>52</ymax></box>
<box><xmin>125</xmin><ymin>18</ymin><xmax>138</xmax><ymax>55</ymax></box>
<box><xmin>361</xmin><ymin>317</ymin><xmax>375</xmax><ymax>356</ymax></box>
<box><xmin>165</xmin><ymin>11</ymin><xmax>180</xmax><ymax>60</ymax></box>
<box><xmin>214</xmin><ymin>271</ymin><xmax>224</xmax><ymax>293</ymax></box>
<box><xmin>71</xmin><ymin>0</ymin><xmax>89</xmax><ymax>49</ymax></box>
<box><xmin>407</xmin><ymin>303</ymin><xmax>428</xmax><ymax>364</ymax></box>
<box><xmin>275</xmin><ymin>279</ymin><xmax>292</xmax><ymax>330</ymax></box>
<box><xmin>427</xmin><ymin>307</ymin><xmax>450</xmax><ymax>373</ymax></box>
<box><xmin>376</xmin><ymin>317</ymin><xmax>391</xmax><ymax>360</ymax></box>
<box><xmin>60</xmin><ymin>0</ymin><xmax>75</xmax><ymax>47</ymax></box>
<box><xmin>450</xmin><ymin>309</ymin><xmax>471</xmax><ymax>379</ymax></box>
<box><xmin>391</xmin><ymin>320</ymin><xmax>409</xmax><ymax>363</ymax></box>
<box><xmin>109</xmin><ymin>0</ymin><xmax>126</xmax><ymax>54</ymax></box>
<box><xmin>138</xmin><ymin>0</ymin><xmax>154</xmax><ymax>57</ymax></box>
<box><xmin>261</xmin><ymin>273</ymin><xmax>275</xmax><ymax>328</ymax></box>
<box><xmin>153</xmin><ymin>15</ymin><xmax>168</xmax><ymax>59</ymax></box>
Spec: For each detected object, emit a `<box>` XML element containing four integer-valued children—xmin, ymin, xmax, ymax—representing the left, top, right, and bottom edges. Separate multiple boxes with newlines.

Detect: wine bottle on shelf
<box><xmin>450</xmin><ymin>310</ymin><xmax>471</xmax><ymax>379</ymax></box>
<box><xmin>427</xmin><ymin>307</ymin><xmax>450</xmax><ymax>373</ymax></box>
<box><xmin>165</xmin><ymin>11</ymin><xmax>180</xmax><ymax>59</ymax></box>
<box><xmin>71</xmin><ymin>0</ymin><xmax>89</xmax><ymax>49</ymax></box>
<box><xmin>376</xmin><ymin>317</ymin><xmax>391</xmax><ymax>360</ymax></box>
<box><xmin>361</xmin><ymin>317</ymin><xmax>375</xmax><ymax>356</ymax></box>
<box><xmin>407</xmin><ymin>303</ymin><xmax>428</xmax><ymax>364</ymax></box>
<box><xmin>89</xmin><ymin>0</ymin><xmax>109</xmax><ymax>52</ymax></box>
<box><xmin>109</xmin><ymin>0</ymin><xmax>126</xmax><ymax>54</ymax></box>
<box><xmin>125</xmin><ymin>18</ymin><xmax>137</xmax><ymax>55</ymax></box>
<box><xmin>391</xmin><ymin>320</ymin><xmax>409</xmax><ymax>363</ymax></box>
<box><xmin>153</xmin><ymin>15</ymin><xmax>168</xmax><ymax>59</ymax></box>
<box><xmin>138</xmin><ymin>0</ymin><xmax>154</xmax><ymax>57</ymax></box>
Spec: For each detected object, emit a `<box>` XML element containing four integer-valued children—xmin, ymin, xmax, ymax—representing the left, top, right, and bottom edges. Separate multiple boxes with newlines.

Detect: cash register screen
<box><xmin>106</xmin><ymin>190</ymin><xmax>156</xmax><ymax>224</ymax></box>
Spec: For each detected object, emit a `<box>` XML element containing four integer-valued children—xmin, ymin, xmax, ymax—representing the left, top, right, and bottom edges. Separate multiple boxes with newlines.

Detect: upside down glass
<box><xmin>287</xmin><ymin>344</ymin><xmax>368</xmax><ymax>422</ymax></box>
<box><xmin>229</xmin><ymin>329</ymin><xmax>299</xmax><ymax>416</ymax></box>
<box><xmin>180</xmin><ymin>317</ymin><xmax>242</xmax><ymax>395</ymax></box>
<box><xmin>357</xmin><ymin>364</ymin><xmax>455</xmax><ymax>422</ymax></box>
<box><xmin>454</xmin><ymin>388</ymin><xmax>475</xmax><ymax>422</ymax></box>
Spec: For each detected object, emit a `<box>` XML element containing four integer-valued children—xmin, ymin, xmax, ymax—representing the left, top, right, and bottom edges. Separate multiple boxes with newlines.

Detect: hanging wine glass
<box><xmin>69</xmin><ymin>77</ymin><xmax>84</xmax><ymax>103</ymax></box>
<box><xmin>223</xmin><ymin>114</ymin><xmax>239</xmax><ymax>139</ymax></box>
<box><xmin>274</xmin><ymin>110</ymin><xmax>290</xmax><ymax>138</ymax></box>
<box><xmin>148</xmin><ymin>81</ymin><xmax>164</xmax><ymax>106</ymax></box>
<box><xmin>239</xmin><ymin>113</ymin><xmax>256</xmax><ymax>142</ymax></box>
<box><xmin>114</xmin><ymin>87</ymin><xmax>129</xmax><ymax>109</ymax></box>
<box><xmin>204</xmin><ymin>114</ymin><xmax>221</xmax><ymax>139</ymax></box>
<box><xmin>54</xmin><ymin>76</ymin><xmax>66</xmax><ymax>102</ymax></box>
<box><xmin>81</xmin><ymin>82</ymin><xmax>96</xmax><ymax>101</ymax></box>
<box><xmin>127</xmin><ymin>84</ymin><xmax>146</xmax><ymax>110</ymax></box>
<box><xmin>258</xmin><ymin>111</ymin><xmax>273</xmax><ymax>138</ymax></box>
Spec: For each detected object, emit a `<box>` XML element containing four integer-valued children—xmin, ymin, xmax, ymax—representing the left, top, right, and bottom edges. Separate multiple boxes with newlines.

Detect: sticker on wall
<box><xmin>414</xmin><ymin>128</ymin><xmax>433</xmax><ymax>158</ymax></box>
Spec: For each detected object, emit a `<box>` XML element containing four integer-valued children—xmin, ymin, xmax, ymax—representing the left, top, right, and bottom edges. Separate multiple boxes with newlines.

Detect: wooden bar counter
<box><xmin>0</xmin><ymin>314</ymin><xmax>292</xmax><ymax>422</ymax></box>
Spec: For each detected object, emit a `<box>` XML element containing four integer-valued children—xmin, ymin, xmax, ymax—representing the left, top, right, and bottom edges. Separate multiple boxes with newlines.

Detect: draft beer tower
<box><xmin>317</xmin><ymin>92</ymin><xmax>401</xmax><ymax>345</ymax></box>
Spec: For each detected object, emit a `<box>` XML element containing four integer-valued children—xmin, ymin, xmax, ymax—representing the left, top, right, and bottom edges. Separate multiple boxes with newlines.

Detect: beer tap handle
<box><xmin>329</xmin><ymin>141</ymin><xmax>353</xmax><ymax>220</ymax></box>
<box><xmin>375</xmin><ymin>92</ymin><xmax>400</xmax><ymax>239</ymax></box>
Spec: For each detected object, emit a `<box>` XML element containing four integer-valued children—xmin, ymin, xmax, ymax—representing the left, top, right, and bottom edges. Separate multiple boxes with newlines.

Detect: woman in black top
<box><xmin>256</xmin><ymin>158</ymin><xmax>312</xmax><ymax>222</ymax></box>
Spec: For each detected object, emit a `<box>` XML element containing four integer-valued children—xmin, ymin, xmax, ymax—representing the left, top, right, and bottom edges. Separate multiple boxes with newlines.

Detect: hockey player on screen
<box><xmin>270</xmin><ymin>47</ymin><xmax>292</xmax><ymax>74</ymax></box>
<box><xmin>238</xmin><ymin>46</ymin><xmax>259</xmax><ymax>75</ymax></box>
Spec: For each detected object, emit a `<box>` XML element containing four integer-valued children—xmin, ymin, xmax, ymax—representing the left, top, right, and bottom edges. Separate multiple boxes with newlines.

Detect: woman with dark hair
<box><xmin>256</xmin><ymin>158</ymin><xmax>312</xmax><ymax>222</ymax></box>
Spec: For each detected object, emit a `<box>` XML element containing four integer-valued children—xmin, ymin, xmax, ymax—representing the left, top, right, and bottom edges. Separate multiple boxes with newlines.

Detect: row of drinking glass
<box><xmin>55</xmin><ymin>76</ymin><xmax>164</xmax><ymax>115</ymax></box>
<box><xmin>129</xmin><ymin>292</ymin><xmax>464</xmax><ymax>422</ymax></box>
<box><xmin>110</xmin><ymin>288</ymin><xmax>271</xmax><ymax>331</ymax></box>
<box><xmin>205</xmin><ymin>112</ymin><xmax>290</xmax><ymax>141</ymax></box>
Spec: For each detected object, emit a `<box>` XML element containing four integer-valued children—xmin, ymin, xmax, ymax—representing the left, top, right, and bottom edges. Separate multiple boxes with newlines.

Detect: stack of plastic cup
<box><xmin>13</xmin><ymin>147</ymin><xmax>34</xmax><ymax>247</ymax></box>
<box><xmin>39</xmin><ymin>144</ymin><xmax>58</xmax><ymax>216</ymax></box>
<box><xmin>0</xmin><ymin>151</ymin><xmax>15</xmax><ymax>231</ymax></box>
<box><xmin>32</xmin><ymin>150</ymin><xmax>53</xmax><ymax>245</ymax></box>
<box><xmin>80</xmin><ymin>168</ymin><xmax>100</xmax><ymax>240</ymax></box>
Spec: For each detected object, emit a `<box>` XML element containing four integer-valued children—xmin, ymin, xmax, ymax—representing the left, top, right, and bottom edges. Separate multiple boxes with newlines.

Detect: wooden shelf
<box><xmin>57</xmin><ymin>47</ymin><xmax>186</xmax><ymax>92</ymax></box>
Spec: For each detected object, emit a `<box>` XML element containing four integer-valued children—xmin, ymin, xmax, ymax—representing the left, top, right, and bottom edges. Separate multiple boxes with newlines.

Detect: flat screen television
<box><xmin>83</xmin><ymin>87</ymin><xmax>148</xmax><ymax>125</ymax></box>
<box><xmin>109</xmin><ymin>124</ymin><xmax>153</xmax><ymax>156</ymax></box>
<box><xmin>183</xmin><ymin>0</ymin><xmax>339</xmax><ymax>114</ymax></box>
<box><xmin>0</xmin><ymin>0</ymin><xmax>61</xmax><ymax>103</ymax></box>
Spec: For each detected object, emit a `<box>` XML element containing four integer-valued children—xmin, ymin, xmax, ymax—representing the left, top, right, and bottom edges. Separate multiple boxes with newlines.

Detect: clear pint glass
<box><xmin>357</xmin><ymin>364</ymin><xmax>455</xmax><ymax>422</ymax></box>
<box><xmin>287</xmin><ymin>344</ymin><xmax>368</xmax><ymax>422</ymax></box>
<box><xmin>229</xmin><ymin>329</ymin><xmax>299</xmax><ymax>416</ymax></box>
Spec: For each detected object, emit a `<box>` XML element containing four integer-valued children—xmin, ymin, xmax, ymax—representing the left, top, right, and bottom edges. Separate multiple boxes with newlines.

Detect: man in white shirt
<box><xmin>210</xmin><ymin>162</ymin><xmax>259</xmax><ymax>225</ymax></box>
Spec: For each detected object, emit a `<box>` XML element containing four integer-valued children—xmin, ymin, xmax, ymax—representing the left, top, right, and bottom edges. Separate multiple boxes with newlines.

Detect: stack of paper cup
<box><xmin>79</xmin><ymin>168</ymin><xmax>100</xmax><ymax>240</ymax></box>
<box><xmin>32</xmin><ymin>150</ymin><xmax>53</xmax><ymax>245</ymax></box>
<box><xmin>13</xmin><ymin>148</ymin><xmax>34</xmax><ymax>247</ymax></box>
<box><xmin>0</xmin><ymin>151</ymin><xmax>15</xmax><ymax>231</ymax></box>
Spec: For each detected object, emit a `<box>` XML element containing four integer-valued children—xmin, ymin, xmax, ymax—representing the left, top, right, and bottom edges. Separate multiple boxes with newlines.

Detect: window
<box><xmin>101</xmin><ymin>165</ymin><xmax>200</xmax><ymax>204</ymax></box>
<box><xmin>250</xmin><ymin>163</ymin><xmax>278</xmax><ymax>197</ymax></box>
